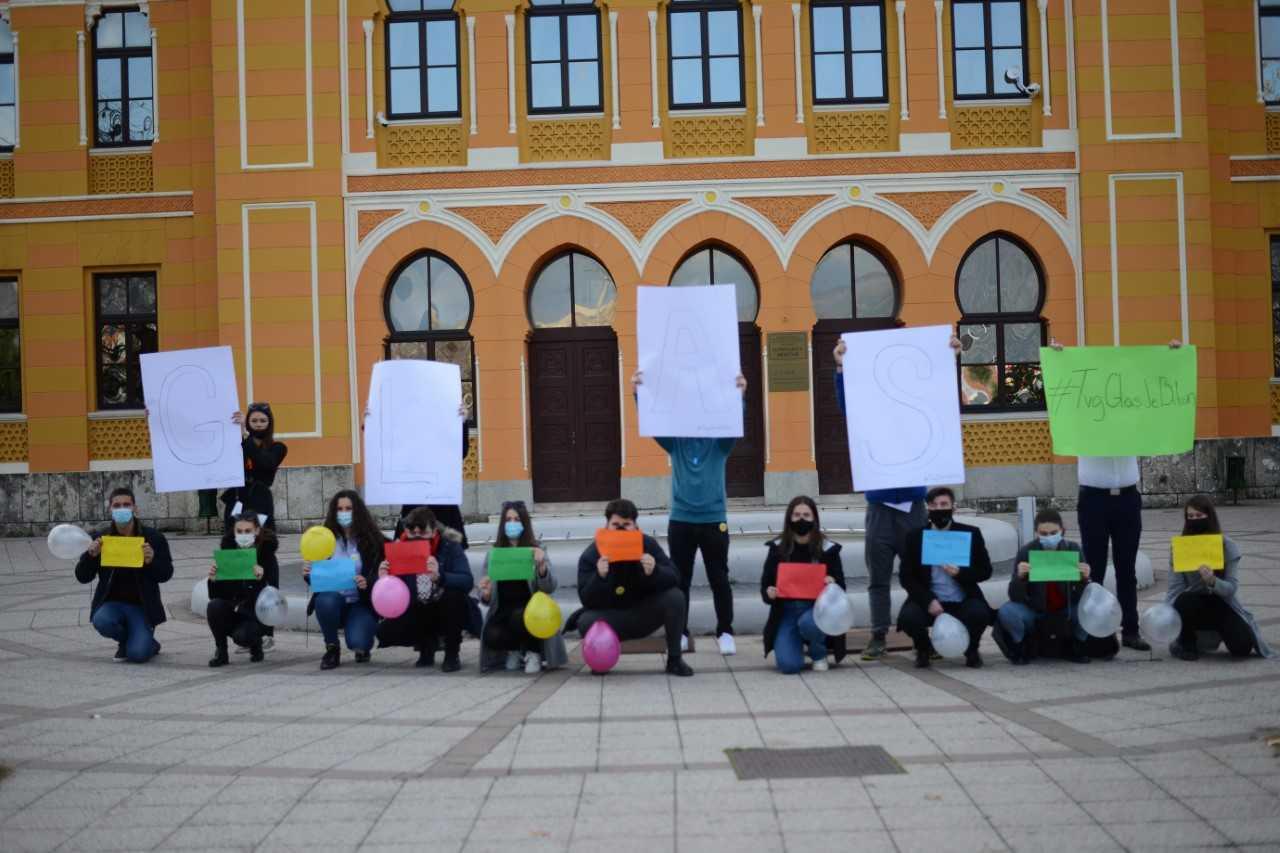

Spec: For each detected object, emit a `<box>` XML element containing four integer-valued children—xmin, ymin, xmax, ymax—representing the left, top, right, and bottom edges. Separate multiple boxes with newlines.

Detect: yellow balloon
<box><xmin>523</xmin><ymin>591</ymin><xmax>562</xmax><ymax>640</ymax></box>
<box><xmin>300</xmin><ymin>525</ymin><xmax>336</xmax><ymax>562</ymax></box>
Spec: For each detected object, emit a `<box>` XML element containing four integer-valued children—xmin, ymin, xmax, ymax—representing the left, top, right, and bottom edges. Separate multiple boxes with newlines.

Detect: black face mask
<box><xmin>928</xmin><ymin>508</ymin><xmax>953</xmax><ymax>529</ymax></box>
<box><xmin>1185</xmin><ymin>517</ymin><xmax>1212</xmax><ymax>536</ymax></box>
<box><xmin>789</xmin><ymin>519</ymin><xmax>815</xmax><ymax>536</ymax></box>
<box><xmin>248</xmin><ymin>427</ymin><xmax>270</xmax><ymax>439</ymax></box>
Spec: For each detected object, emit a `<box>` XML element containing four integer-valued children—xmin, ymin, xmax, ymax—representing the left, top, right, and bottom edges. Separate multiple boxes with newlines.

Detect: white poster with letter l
<box><xmin>364</xmin><ymin>359</ymin><xmax>463</xmax><ymax>506</ymax></box>
<box><xmin>841</xmin><ymin>325</ymin><xmax>965</xmax><ymax>492</ymax></box>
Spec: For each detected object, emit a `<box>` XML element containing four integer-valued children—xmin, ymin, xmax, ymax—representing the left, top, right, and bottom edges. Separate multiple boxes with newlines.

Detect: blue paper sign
<box><xmin>310</xmin><ymin>557</ymin><xmax>358</xmax><ymax>593</ymax></box>
<box><xmin>921</xmin><ymin>530</ymin><xmax>972</xmax><ymax>567</ymax></box>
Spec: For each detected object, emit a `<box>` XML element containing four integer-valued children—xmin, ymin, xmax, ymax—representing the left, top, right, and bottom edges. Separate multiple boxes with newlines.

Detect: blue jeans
<box><xmin>313</xmin><ymin>593</ymin><xmax>377</xmax><ymax>651</ymax></box>
<box><xmin>91</xmin><ymin>602</ymin><xmax>157</xmax><ymax>663</ymax></box>
<box><xmin>997</xmin><ymin>600</ymin><xmax>1086</xmax><ymax>645</ymax></box>
<box><xmin>774</xmin><ymin>601</ymin><xmax>827</xmax><ymax>674</ymax></box>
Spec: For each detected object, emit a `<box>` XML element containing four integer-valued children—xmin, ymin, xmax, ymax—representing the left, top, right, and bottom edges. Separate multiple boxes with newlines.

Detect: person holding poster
<box><xmin>896</xmin><ymin>487</ymin><xmax>993</xmax><ymax>669</ymax></box>
<box><xmin>374</xmin><ymin>507</ymin><xmax>474</xmax><ymax>672</ymax></box>
<box><xmin>204</xmin><ymin>513</ymin><xmax>276</xmax><ymax>667</ymax></box>
<box><xmin>393</xmin><ymin>405</ymin><xmax>471</xmax><ymax>550</ymax></box>
<box><xmin>222</xmin><ymin>402</ymin><xmax>288</xmax><ymax>532</ymax></box>
<box><xmin>992</xmin><ymin>509</ymin><xmax>1094</xmax><ymax>665</ymax></box>
<box><xmin>631</xmin><ymin>370</ymin><xmax>747</xmax><ymax>657</ymax></box>
<box><xmin>75</xmin><ymin>487</ymin><xmax>174</xmax><ymax>663</ymax></box>
<box><xmin>1166</xmin><ymin>495</ymin><xmax>1273</xmax><ymax>660</ymax></box>
<box><xmin>569</xmin><ymin>499</ymin><xmax>693</xmax><ymax>676</ymax></box>
<box><xmin>477</xmin><ymin>501</ymin><xmax>567</xmax><ymax>674</ymax></box>
<box><xmin>303</xmin><ymin>490</ymin><xmax>386</xmax><ymax>670</ymax></box>
<box><xmin>759</xmin><ymin>496</ymin><xmax>848</xmax><ymax>674</ymax></box>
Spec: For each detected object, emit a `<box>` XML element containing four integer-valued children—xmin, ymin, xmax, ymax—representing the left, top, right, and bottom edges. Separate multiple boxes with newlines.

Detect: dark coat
<box><xmin>207</xmin><ymin>536</ymin><xmax>278</xmax><ymax>614</ymax></box>
<box><xmin>75</xmin><ymin>523</ymin><xmax>174</xmax><ymax>627</ymax></box>
<box><xmin>1007</xmin><ymin>539</ymin><xmax>1086</xmax><ymax>614</ymax></box>
<box><xmin>576</xmin><ymin>534</ymin><xmax>679</xmax><ymax>610</ymax></box>
<box><xmin>899</xmin><ymin>520</ymin><xmax>993</xmax><ymax>610</ymax></box>
<box><xmin>221</xmin><ymin>437</ymin><xmax>287</xmax><ymax>524</ymax></box>
<box><xmin>759</xmin><ymin>537</ymin><xmax>849</xmax><ymax>663</ymax></box>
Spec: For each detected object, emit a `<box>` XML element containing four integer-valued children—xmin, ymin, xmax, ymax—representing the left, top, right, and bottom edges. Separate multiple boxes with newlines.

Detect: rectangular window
<box><xmin>669</xmin><ymin>1</ymin><xmax>743</xmax><ymax>110</ymax></box>
<box><xmin>811</xmin><ymin>0</ymin><xmax>887</xmax><ymax>105</ymax></box>
<box><xmin>94</xmin><ymin>272</ymin><xmax>157</xmax><ymax>410</ymax></box>
<box><xmin>0</xmin><ymin>19</ymin><xmax>14</xmax><ymax>151</ymax></box>
<box><xmin>1271</xmin><ymin>236</ymin><xmax>1280</xmax><ymax>377</ymax></box>
<box><xmin>1263</xmin><ymin>1</ymin><xmax>1280</xmax><ymax>104</ymax></box>
<box><xmin>0</xmin><ymin>279</ymin><xmax>19</xmax><ymax>413</ymax></box>
<box><xmin>951</xmin><ymin>0</ymin><xmax>1027</xmax><ymax>100</ymax></box>
<box><xmin>386</xmin><ymin>3</ymin><xmax>461</xmax><ymax>119</ymax></box>
<box><xmin>92</xmin><ymin>8</ymin><xmax>154</xmax><ymax>146</ymax></box>
<box><xmin>527</xmin><ymin>0</ymin><xmax>602</xmax><ymax>114</ymax></box>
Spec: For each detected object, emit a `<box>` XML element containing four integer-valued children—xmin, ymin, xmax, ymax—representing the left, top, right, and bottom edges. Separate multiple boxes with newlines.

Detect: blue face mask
<box><xmin>1038</xmin><ymin>532</ymin><xmax>1063</xmax><ymax>549</ymax></box>
<box><xmin>111</xmin><ymin>507</ymin><xmax>134</xmax><ymax>526</ymax></box>
<box><xmin>504</xmin><ymin>521</ymin><xmax>524</xmax><ymax>540</ymax></box>
<box><xmin>336</xmin><ymin>510</ymin><xmax>354</xmax><ymax>528</ymax></box>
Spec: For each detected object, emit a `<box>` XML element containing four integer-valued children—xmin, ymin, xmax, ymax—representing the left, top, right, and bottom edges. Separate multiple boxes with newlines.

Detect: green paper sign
<box><xmin>1041</xmin><ymin>345</ymin><xmax>1197</xmax><ymax>456</ymax></box>
<box><xmin>488</xmin><ymin>547</ymin><xmax>534</xmax><ymax>582</ymax></box>
<box><xmin>1028</xmin><ymin>549</ymin><xmax>1081</xmax><ymax>583</ymax></box>
<box><xmin>214</xmin><ymin>548</ymin><xmax>258</xmax><ymax>581</ymax></box>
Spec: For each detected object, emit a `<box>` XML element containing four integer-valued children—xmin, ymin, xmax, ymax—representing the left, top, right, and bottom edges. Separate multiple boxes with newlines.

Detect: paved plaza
<box><xmin>0</xmin><ymin>506</ymin><xmax>1277</xmax><ymax>853</ymax></box>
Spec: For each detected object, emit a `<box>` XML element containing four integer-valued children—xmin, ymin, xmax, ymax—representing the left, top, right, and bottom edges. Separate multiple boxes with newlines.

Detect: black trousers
<box><xmin>1173</xmin><ymin>592</ymin><xmax>1255</xmax><ymax>657</ymax></box>
<box><xmin>898</xmin><ymin>597</ymin><xmax>991</xmax><ymax>655</ymax></box>
<box><xmin>1078</xmin><ymin>486</ymin><xmax>1142</xmax><ymax>635</ymax></box>
<box><xmin>206</xmin><ymin>599</ymin><xmax>264</xmax><ymax>650</ymax></box>
<box><xmin>577</xmin><ymin>587</ymin><xmax>686</xmax><ymax>659</ymax></box>
<box><xmin>483</xmin><ymin>605</ymin><xmax>538</xmax><ymax>653</ymax></box>
<box><xmin>376</xmin><ymin>587</ymin><xmax>467</xmax><ymax>656</ymax></box>
<box><xmin>668</xmin><ymin>520</ymin><xmax>733</xmax><ymax>636</ymax></box>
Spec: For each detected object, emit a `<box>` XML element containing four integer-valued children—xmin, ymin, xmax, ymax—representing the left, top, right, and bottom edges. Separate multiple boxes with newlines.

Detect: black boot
<box><xmin>249</xmin><ymin>643</ymin><xmax>264</xmax><ymax>663</ymax></box>
<box><xmin>354</xmin><ymin>651</ymin><xmax>371</xmax><ymax>663</ymax></box>
<box><xmin>964</xmin><ymin>650</ymin><xmax>984</xmax><ymax>668</ymax></box>
<box><xmin>320</xmin><ymin>643</ymin><xmax>341</xmax><ymax>670</ymax></box>
<box><xmin>415</xmin><ymin>649</ymin><xmax>435</xmax><ymax>668</ymax></box>
<box><xmin>1066</xmin><ymin>640</ymin><xmax>1091</xmax><ymax>664</ymax></box>
<box><xmin>914</xmin><ymin>646</ymin><xmax>931</xmax><ymax>669</ymax></box>
<box><xmin>441</xmin><ymin>654</ymin><xmax>461</xmax><ymax>673</ymax></box>
<box><xmin>208</xmin><ymin>647</ymin><xmax>229</xmax><ymax>668</ymax></box>
<box><xmin>665</xmin><ymin>656</ymin><xmax>694</xmax><ymax>677</ymax></box>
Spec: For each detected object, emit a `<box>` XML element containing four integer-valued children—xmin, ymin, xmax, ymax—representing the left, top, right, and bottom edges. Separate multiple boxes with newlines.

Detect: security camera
<box><xmin>1004</xmin><ymin>67</ymin><xmax>1041</xmax><ymax>97</ymax></box>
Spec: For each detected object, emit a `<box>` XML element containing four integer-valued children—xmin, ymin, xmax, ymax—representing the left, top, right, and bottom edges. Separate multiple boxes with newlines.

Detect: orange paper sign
<box><xmin>595</xmin><ymin>529</ymin><xmax>644</xmax><ymax>562</ymax></box>
<box><xmin>777</xmin><ymin>562</ymin><xmax>826</xmax><ymax>600</ymax></box>
<box><xmin>385</xmin><ymin>539</ymin><xmax>432</xmax><ymax>576</ymax></box>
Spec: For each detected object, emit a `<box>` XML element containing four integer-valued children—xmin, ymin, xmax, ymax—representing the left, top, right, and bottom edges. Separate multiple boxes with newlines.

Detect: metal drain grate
<box><xmin>725</xmin><ymin>745</ymin><xmax>905</xmax><ymax>780</ymax></box>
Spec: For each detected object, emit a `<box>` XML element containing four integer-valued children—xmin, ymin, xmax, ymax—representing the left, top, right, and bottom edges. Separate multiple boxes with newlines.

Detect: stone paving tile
<box><xmin>889</xmin><ymin>826</ymin><xmax>1009</xmax><ymax>853</ymax></box>
<box><xmin>1102</xmin><ymin>819</ymin><xmax>1232</xmax><ymax>849</ymax></box>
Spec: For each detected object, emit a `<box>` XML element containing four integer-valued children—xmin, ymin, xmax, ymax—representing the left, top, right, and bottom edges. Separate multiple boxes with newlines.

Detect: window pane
<box><xmin>128</xmin><ymin>276</ymin><xmax>156</xmax><ymax>315</ymax></box>
<box><xmin>429</xmin><ymin>258</ymin><xmax>470</xmax><ymax>330</ymax></box>
<box><xmin>992</xmin><ymin>48</ymin><xmax>1023</xmax><ymax>93</ymax></box>
<box><xmin>811</xmin><ymin>244</ymin><xmax>853</xmax><ymax>320</ymax></box>
<box><xmin>390</xmin><ymin>68</ymin><xmax>422</xmax><ymax>114</ymax></box>
<box><xmin>707</xmin><ymin>10</ymin><xmax>738</xmax><ymax>54</ymax></box>
<box><xmin>852</xmin><ymin>53</ymin><xmax>884</xmax><ymax>99</ymax></box>
<box><xmin>709</xmin><ymin>57</ymin><xmax>740</xmax><ymax>102</ymax></box>
<box><xmin>567</xmin><ymin>14</ymin><xmax>598</xmax><ymax>60</ymax></box>
<box><xmin>959</xmin><ymin>323</ymin><xmax>996</xmax><ymax>363</ymax></box>
<box><xmin>130</xmin><ymin>97</ymin><xmax>153</xmax><ymax>140</ymax></box>
<box><xmin>953</xmin><ymin>3</ymin><xmax>985</xmax><ymax>48</ymax></box>
<box><xmin>389</xmin><ymin>0</ymin><xmax>422</xmax><ymax>10</ymax></box>
<box><xmin>957</xmin><ymin>239</ymin><xmax>998</xmax><ymax>312</ymax></box>
<box><xmin>0</xmin><ymin>21</ymin><xmax>13</xmax><ymax>53</ymax></box>
<box><xmin>1004</xmin><ymin>321</ymin><xmax>1041</xmax><ymax>362</ymax></box>
<box><xmin>853</xmin><ymin>246</ymin><xmax>896</xmax><ymax>317</ymax></box>
<box><xmin>710</xmin><ymin>249</ymin><xmax>757</xmax><ymax>321</ymax></box>
<box><xmin>101</xmin><ymin>365</ymin><xmax>128</xmax><ymax>405</ymax></box>
<box><xmin>530</xmin><ymin>254</ymin><xmax>573</xmax><ymax>328</ymax></box>
<box><xmin>100</xmin><ymin>326</ymin><xmax>128</xmax><ymax>364</ymax></box>
<box><xmin>1003</xmin><ymin>363</ymin><xmax>1043</xmax><ymax>407</ymax></box>
<box><xmin>0</xmin><ymin>368</ymin><xmax>19</xmax><ymax>411</ymax></box>
<box><xmin>990</xmin><ymin>2</ymin><xmax>1022</xmax><ymax>46</ymax></box>
<box><xmin>671</xmin><ymin>58</ymin><xmax>704</xmax><ymax>104</ymax></box>
<box><xmin>426</xmin><ymin>19</ymin><xmax>456</xmax><ymax>65</ymax></box>
<box><xmin>568</xmin><ymin>60</ymin><xmax>600</xmax><ymax>107</ymax></box>
<box><xmin>996</xmin><ymin>239</ymin><xmax>1040</xmax><ymax>312</ymax></box>
<box><xmin>0</xmin><ymin>327</ymin><xmax>18</xmax><ymax>367</ymax></box>
<box><xmin>1264</xmin><ymin>59</ymin><xmax>1280</xmax><ymax>102</ymax></box>
<box><xmin>97</xmin><ymin>101</ymin><xmax>123</xmax><ymax>142</ymax></box>
<box><xmin>133</xmin><ymin>322</ymin><xmax>158</xmax><ymax>358</ymax></box>
<box><xmin>426</xmin><ymin>67</ymin><xmax>458</xmax><ymax>112</ymax></box>
<box><xmin>813</xmin><ymin>54</ymin><xmax>847</xmax><ymax>100</ymax></box>
<box><xmin>572</xmin><ymin>255</ymin><xmax>617</xmax><ymax>327</ymax></box>
<box><xmin>850</xmin><ymin>5</ymin><xmax>881</xmax><ymax>51</ymax></box>
<box><xmin>97</xmin><ymin>59</ymin><xmax>122</xmax><ymax>99</ymax></box>
<box><xmin>128</xmin><ymin>57</ymin><xmax>152</xmax><ymax>98</ymax></box>
<box><xmin>811</xmin><ymin>7</ymin><xmax>844</xmax><ymax>53</ymax></box>
<box><xmin>1264</xmin><ymin>17</ymin><xmax>1280</xmax><ymax>56</ymax></box>
<box><xmin>960</xmin><ymin>365</ymin><xmax>997</xmax><ymax>406</ymax></box>
<box><xmin>389</xmin><ymin>21</ymin><xmax>420</xmax><ymax>67</ymax></box>
<box><xmin>0</xmin><ymin>106</ymin><xmax>13</xmax><ymax>149</ymax></box>
<box><xmin>529</xmin><ymin>17</ymin><xmax>561</xmax><ymax>62</ymax></box>
<box><xmin>530</xmin><ymin>63</ymin><xmax>563</xmax><ymax>109</ymax></box>
<box><xmin>99</xmin><ymin>278</ymin><xmax>128</xmax><ymax>315</ymax></box>
<box><xmin>434</xmin><ymin>338</ymin><xmax>473</xmax><ymax>380</ymax></box>
<box><xmin>422</xmin><ymin>0</ymin><xmax>454</xmax><ymax>6</ymax></box>
<box><xmin>0</xmin><ymin>64</ymin><xmax>14</xmax><ymax>103</ymax></box>
<box><xmin>954</xmin><ymin>50</ymin><xmax>987</xmax><ymax>95</ymax></box>
<box><xmin>670</xmin><ymin>249</ymin><xmax>711</xmax><ymax>287</ymax></box>
<box><xmin>388</xmin><ymin>257</ymin><xmax>431</xmax><ymax>331</ymax></box>
<box><xmin>0</xmin><ymin>281</ymin><xmax>16</xmax><ymax>319</ymax></box>
<box><xmin>124</xmin><ymin>11</ymin><xmax>151</xmax><ymax>48</ymax></box>
<box><xmin>96</xmin><ymin>13</ymin><xmax>123</xmax><ymax>49</ymax></box>
<box><xmin>670</xmin><ymin>12</ymin><xmax>701</xmax><ymax>58</ymax></box>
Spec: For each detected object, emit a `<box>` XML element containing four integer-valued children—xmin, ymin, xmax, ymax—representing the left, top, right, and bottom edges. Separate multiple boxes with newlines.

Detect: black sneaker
<box><xmin>441</xmin><ymin>655</ymin><xmax>461</xmax><ymax>673</ymax></box>
<box><xmin>208</xmin><ymin>648</ymin><xmax>229</xmax><ymax>668</ymax></box>
<box><xmin>249</xmin><ymin>644</ymin><xmax>264</xmax><ymax>663</ymax></box>
<box><xmin>965</xmin><ymin>650</ymin><xmax>984</xmax><ymax>669</ymax></box>
<box><xmin>665</xmin><ymin>657</ymin><xmax>694</xmax><ymax>677</ymax></box>
<box><xmin>354</xmin><ymin>651</ymin><xmax>371</xmax><ymax>664</ymax></box>
<box><xmin>1173</xmin><ymin>643</ymin><xmax>1199</xmax><ymax>661</ymax></box>
<box><xmin>1066</xmin><ymin>642</ymin><xmax>1091</xmax><ymax>664</ymax></box>
<box><xmin>114</xmin><ymin>642</ymin><xmax>127</xmax><ymax>662</ymax></box>
<box><xmin>320</xmin><ymin>644</ymin><xmax>341</xmax><ymax>670</ymax></box>
<box><xmin>1122</xmin><ymin>633</ymin><xmax>1151</xmax><ymax>652</ymax></box>
<box><xmin>415</xmin><ymin>650</ymin><xmax>435</xmax><ymax>668</ymax></box>
<box><xmin>914</xmin><ymin>648</ymin><xmax>931</xmax><ymax>669</ymax></box>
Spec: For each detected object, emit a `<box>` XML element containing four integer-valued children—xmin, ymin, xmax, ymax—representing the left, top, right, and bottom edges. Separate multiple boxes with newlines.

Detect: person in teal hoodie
<box><xmin>632</xmin><ymin>369</ymin><xmax>747</xmax><ymax>656</ymax></box>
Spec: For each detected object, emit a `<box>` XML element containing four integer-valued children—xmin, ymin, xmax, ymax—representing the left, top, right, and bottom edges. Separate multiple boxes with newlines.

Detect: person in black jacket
<box><xmin>75</xmin><ymin>487</ymin><xmax>174</xmax><ymax>663</ymax></box>
<box><xmin>205</xmin><ymin>513</ymin><xmax>278</xmax><ymax>667</ymax></box>
<box><xmin>570</xmin><ymin>499</ymin><xmax>692</xmax><ymax>677</ymax></box>
<box><xmin>993</xmin><ymin>508</ymin><xmax>1093</xmax><ymax>665</ymax></box>
<box><xmin>760</xmin><ymin>496</ymin><xmax>848</xmax><ymax>674</ymax></box>
<box><xmin>897</xmin><ymin>486</ymin><xmax>993</xmax><ymax>669</ymax></box>
<box><xmin>303</xmin><ymin>490</ymin><xmax>386</xmax><ymax>670</ymax></box>
<box><xmin>223</xmin><ymin>402</ymin><xmax>288</xmax><ymax>531</ymax></box>
<box><xmin>375</xmin><ymin>506</ymin><xmax>474</xmax><ymax>672</ymax></box>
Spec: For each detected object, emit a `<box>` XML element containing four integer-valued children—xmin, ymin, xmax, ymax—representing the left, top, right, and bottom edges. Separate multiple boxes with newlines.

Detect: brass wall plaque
<box><xmin>767</xmin><ymin>332</ymin><xmax>809</xmax><ymax>392</ymax></box>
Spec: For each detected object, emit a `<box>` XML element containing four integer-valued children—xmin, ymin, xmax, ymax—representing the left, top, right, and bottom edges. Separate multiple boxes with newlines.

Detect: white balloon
<box><xmin>47</xmin><ymin>524</ymin><xmax>93</xmax><ymax>560</ymax></box>
<box><xmin>1139</xmin><ymin>603</ymin><xmax>1182</xmax><ymax>646</ymax></box>
<box><xmin>930</xmin><ymin>613</ymin><xmax>969</xmax><ymax>658</ymax></box>
<box><xmin>812</xmin><ymin>584</ymin><xmax>854</xmax><ymax>636</ymax></box>
<box><xmin>1079</xmin><ymin>583</ymin><xmax>1123</xmax><ymax>638</ymax></box>
<box><xmin>254</xmin><ymin>586</ymin><xmax>289</xmax><ymax>627</ymax></box>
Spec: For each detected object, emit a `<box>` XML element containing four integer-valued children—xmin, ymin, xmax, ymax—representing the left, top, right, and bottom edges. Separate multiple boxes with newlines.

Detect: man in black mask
<box><xmin>896</xmin><ymin>487</ymin><xmax>993</xmax><ymax>668</ymax></box>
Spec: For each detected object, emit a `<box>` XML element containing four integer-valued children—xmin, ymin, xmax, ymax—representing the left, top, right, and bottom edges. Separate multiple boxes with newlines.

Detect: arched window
<box><xmin>810</xmin><ymin>241</ymin><xmax>897</xmax><ymax>320</ymax></box>
<box><xmin>527</xmin><ymin>0</ymin><xmax>602</xmax><ymax>114</ymax></box>
<box><xmin>669</xmin><ymin>245</ymin><xmax>758</xmax><ymax>322</ymax></box>
<box><xmin>383</xmin><ymin>251</ymin><xmax>476</xmax><ymax>422</ymax></box>
<box><xmin>528</xmin><ymin>250</ymin><xmax>617</xmax><ymax>328</ymax></box>
<box><xmin>386</xmin><ymin>0</ymin><xmax>461</xmax><ymax>119</ymax></box>
<box><xmin>955</xmin><ymin>233</ymin><xmax>1045</xmax><ymax>411</ymax></box>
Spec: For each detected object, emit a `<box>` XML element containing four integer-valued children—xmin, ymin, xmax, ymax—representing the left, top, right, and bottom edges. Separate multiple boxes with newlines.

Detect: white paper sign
<box><xmin>841</xmin><ymin>325</ymin><xmax>965</xmax><ymax>492</ymax></box>
<box><xmin>141</xmin><ymin>347</ymin><xmax>246</xmax><ymax>494</ymax></box>
<box><xmin>364</xmin><ymin>359</ymin><xmax>463</xmax><ymax>506</ymax></box>
<box><xmin>636</xmin><ymin>285</ymin><xmax>743</xmax><ymax>438</ymax></box>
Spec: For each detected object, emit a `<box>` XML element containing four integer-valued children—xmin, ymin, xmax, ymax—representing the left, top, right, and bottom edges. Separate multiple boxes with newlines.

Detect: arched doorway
<box><xmin>670</xmin><ymin>244</ymin><xmax>765</xmax><ymax>498</ymax></box>
<box><xmin>809</xmin><ymin>240</ymin><xmax>901</xmax><ymax>494</ymax></box>
<box><xmin>526</xmin><ymin>249</ymin><xmax>621</xmax><ymax>503</ymax></box>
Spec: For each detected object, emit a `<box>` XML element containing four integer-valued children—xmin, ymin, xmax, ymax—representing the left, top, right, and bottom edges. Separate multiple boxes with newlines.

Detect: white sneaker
<box><xmin>718</xmin><ymin>634</ymin><xmax>736</xmax><ymax>656</ymax></box>
<box><xmin>236</xmin><ymin>636</ymin><xmax>274</xmax><ymax>654</ymax></box>
<box><xmin>680</xmin><ymin>635</ymin><xmax>689</xmax><ymax>654</ymax></box>
<box><xmin>811</xmin><ymin>658</ymin><xmax>829</xmax><ymax>672</ymax></box>
<box><xmin>524</xmin><ymin>652</ymin><xmax>542</xmax><ymax>674</ymax></box>
<box><xmin>504</xmin><ymin>651</ymin><xmax>523</xmax><ymax>671</ymax></box>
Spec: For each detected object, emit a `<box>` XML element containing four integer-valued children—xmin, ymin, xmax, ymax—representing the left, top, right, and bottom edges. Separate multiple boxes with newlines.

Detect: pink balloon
<box><xmin>371</xmin><ymin>577</ymin><xmax>409</xmax><ymax>619</ymax></box>
<box><xmin>582</xmin><ymin>620</ymin><xmax>620</xmax><ymax>674</ymax></box>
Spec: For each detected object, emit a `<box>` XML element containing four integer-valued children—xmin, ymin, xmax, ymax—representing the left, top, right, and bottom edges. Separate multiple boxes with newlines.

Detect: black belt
<box><xmin>1080</xmin><ymin>484</ymin><xmax>1139</xmax><ymax>497</ymax></box>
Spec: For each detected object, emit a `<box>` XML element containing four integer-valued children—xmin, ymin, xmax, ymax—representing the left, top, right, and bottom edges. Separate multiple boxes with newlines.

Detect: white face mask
<box><xmin>234</xmin><ymin>532</ymin><xmax>256</xmax><ymax>548</ymax></box>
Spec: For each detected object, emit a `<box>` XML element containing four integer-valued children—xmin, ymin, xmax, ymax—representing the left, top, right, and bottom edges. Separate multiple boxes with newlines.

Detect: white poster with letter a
<box><xmin>364</xmin><ymin>359</ymin><xmax>463</xmax><ymax>506</ymax></box>
<box><xmin>841</xmin><ymin>325</ymin><xmax>965</xmax><ymax>492</ymax></box>
<box><xmin>636</xmin><ymin>285</ymin><xmax>743</xmax><ymax>438</ymax></box>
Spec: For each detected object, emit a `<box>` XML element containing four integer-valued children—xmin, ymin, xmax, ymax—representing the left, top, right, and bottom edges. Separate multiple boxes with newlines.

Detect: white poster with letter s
<box><xmin>636</xmin><ymin>284</ymin><xmax>743</xmax><ymax>438</ymax></box>
<box><xmin>141</xmin><ymin>346</ymin><xmax>246</xmax><ymax>494</ymax></box>
<box><xmin>364</xmin><ymin>359</ymin><xmax>463</xmax><ymax>506</ymax></box>
<box><xmin>841</xmin><ymin>325</ymin><xmax>965</xmax><ymax>492</ymax></box>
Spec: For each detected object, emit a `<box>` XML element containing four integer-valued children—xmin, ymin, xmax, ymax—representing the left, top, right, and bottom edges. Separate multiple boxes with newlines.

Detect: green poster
<box><xmin>1040</xmin><ymin>345</ymin><xmax>1197</xmax><ymax>456</ymax></box>
<box><xmin>1028</xmin><ymin>549</ymin><xmax>1081</xmax><ymax>583</ymax></box>
<box><xmin>488</xmin><ymin>548</ymin><xmax>535</xmax><ymax>582</ymax></box>
<box><xmin>214</xmin><ymin>548</ymin><xmax>258</xmax><ymax>581</ymax></box>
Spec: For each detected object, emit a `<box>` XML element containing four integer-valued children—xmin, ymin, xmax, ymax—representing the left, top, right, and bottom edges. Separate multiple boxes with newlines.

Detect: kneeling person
<box><xmin>206</xmin><ymin>513</ymin><xmax>278</xmax><ymax>667</ymax></box>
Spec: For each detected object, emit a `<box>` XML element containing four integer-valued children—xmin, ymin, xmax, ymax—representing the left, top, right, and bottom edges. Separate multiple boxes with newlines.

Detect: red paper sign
<box><xmin>595</xmin><ymin>529</ymin><xmax>644</xmax><ymax>562</ymax></box>
<box><xmin>385</xmin><ymin>539</ymin><xmax>432</xmax><ymax>576</ymax></box>
<box><xmin>777</xmin><ymin>562</ymin><xmax>826</xmax><ymax>600</ymax></box>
